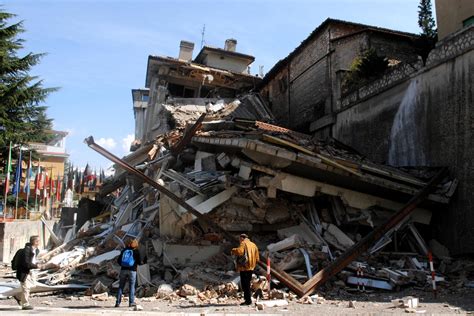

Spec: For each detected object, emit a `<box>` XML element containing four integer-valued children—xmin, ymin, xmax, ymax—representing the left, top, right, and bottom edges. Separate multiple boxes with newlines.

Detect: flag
<box><xmin>35</xmin><ymin>165</ymin><xmax>43</xmax><ymax>196</ymax></box>
<box><xmin>74</xmin><ymin>168</ymin><xmax>81</xmax><ymax>193</ymax></box>
<box><xmin>49</xmin><ymin>170</ymin><xmax>54</xmax><ymax>197</ymax></box>
<box><xmin>4</xmin><ymin>141</ymin><xmax>12</xmax><ymax>195</ymax></box>
<box><xmin>35</xmin><ymin>172</ymin><xmax>39</xmax><ymax>195</ymax></box>
<box><xmin>91</xmin><ymin>171</ymin><xmax>97</xmax><ymax>190</ymax></box>
<box><xmin>23</xmin><ymin>151</ymin><xmax>32</xmax><ymax>195</ymax></box>
<box><xmin>98</xmin><ymin>168</ymin><xmax>104</xmax><ymax>184</ymax></box>
<box><xmin>56</xmin><ymin>175</ymin><xmax>61</xmax><ymax>201</ymax></box>
<box><xmin>84</xmin><ymin>163</ymin><xmax>93</xmax><ymax>182</ymax></box>
<box><xmin>44</xmin><ymin>172</ymin><xmax>49</xmax><ymax>198</ymax></box>
<box><xmin>12</xmin><ymin>149</ymin><xmax>22</xmax><ymax>197</ymax></box>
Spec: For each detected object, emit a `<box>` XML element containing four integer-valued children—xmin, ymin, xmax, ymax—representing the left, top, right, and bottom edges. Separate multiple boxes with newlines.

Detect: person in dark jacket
<box><xmin>15</xmin><ymin>235</ymin><xmax>44</xmax><ymax>310</ymax></box>
<box><xmin>115</xmin><ymin>239</ymin><xmax>145</xmax><ymax>307</ymax></box>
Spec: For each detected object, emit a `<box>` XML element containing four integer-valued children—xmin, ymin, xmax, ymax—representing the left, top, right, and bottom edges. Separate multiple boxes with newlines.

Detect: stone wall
<box><xmin>0</xmin><ymin>219</ymin><xmax>56</xmax><ymax>263</ymax></box>
<box><xmin>337</xmin><ymin>61</ymin><xmax>420</xmax><ymax>111</ymax></box>
<box><xmin>260</xmin><ymin>22</ymin><xmax>367</xmax><ymax>131</ymax></box>
<box><xmin>333</xmin><ymin>25</ymin><xmax>474</xmax><ymax>255</ymax></box>
<box><xmin>264</xmin><ymin>68</ymin><xmax>290</xmax><ymax>127</ymax></box>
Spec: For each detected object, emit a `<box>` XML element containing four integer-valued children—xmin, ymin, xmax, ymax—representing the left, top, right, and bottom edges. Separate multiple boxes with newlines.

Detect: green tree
<box><xmin>418</xmin><ymin>0</ymin><xmax>437</xmax><ymax>39</ymax></box>
<box><xmin>414</xmin><ymin>0</ymin><xmax>437</xmax><ymax>65</ymax></box>
<box><xmin>0</xmin><ymin>9</ymin><xmax>57</xmax><ymax>162</ymax></box>
<box><xmin>342</xmin><ymin>48</ymin><xmax>388</xmax><ymax>93</ymax></box>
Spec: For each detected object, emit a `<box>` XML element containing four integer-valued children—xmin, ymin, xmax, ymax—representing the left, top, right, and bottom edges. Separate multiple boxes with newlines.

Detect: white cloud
<box><xmin>122</xmin><ymin>134</ymin><xmax>134</xmax><ymax>153</ymax></box>
<box><xmin>96</xmin><ymin>137</ymin><xmax>117</xmax><ymax>150</ymax></box>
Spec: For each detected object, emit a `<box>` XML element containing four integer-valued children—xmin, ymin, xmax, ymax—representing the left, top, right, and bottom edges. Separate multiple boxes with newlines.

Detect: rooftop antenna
<box><xmin>200</xmin><ymin>24</ymin><xmax>206</xmax><ymax>48</ymax></box>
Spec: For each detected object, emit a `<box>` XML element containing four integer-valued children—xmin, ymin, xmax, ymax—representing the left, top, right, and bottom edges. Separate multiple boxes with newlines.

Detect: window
<box><xmin>141</xmin><ymin>94</ymin><xmax>149</xmax><ymax>102</ymax></box>
<box><xmin>168</xmin><ymin>83</ymin><xmax>195</xmax><ymax>98</ymax></box>
<box><xmin>184</xmin><ymin>88</ymin><xmax>195</xmax><ymax>98</ymax></box>
<box><xmin>463</xmin><ymin>16</ymin><xmax>474</xmax><ymax>27</ymax></box>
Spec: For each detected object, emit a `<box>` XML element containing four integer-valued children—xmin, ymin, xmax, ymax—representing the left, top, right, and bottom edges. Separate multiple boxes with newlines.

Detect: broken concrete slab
<box><xmin>194</xmin><ymin>151</ymin><xmax>215</xmax><ymax>172</ymax></box>
<box><xmin>256</xmin><ymin>299</ymin><xmax>289</xmax><ymax>309</ymax></box>
<box><xmin>137</xmin><ymin>264</ymin><xmax>151</xmax><ymax>286</ymax></box>
<box><xmin>391</xmin><ymin>296</ymin><xmax>419</xmax><ymax>308</ymax></box>
<box><xmin>267</xmin><ymin>234</ymin><xmax>304</xmax><ymax>253</ymax></box>
<box><xmin>163</xmin><ymin>244</ymin><xmax>221</xmax><ymax>267</ymax></box>
<box><xmin>278</xmin><ymin>223</ymin><xmax>324</xmax><ymax>247</ymax></box>
<box><xmin>194</xmin><ymin>186</ymin><xmax>238</xmax><ymax>214</ymax></box>
<box><xmin>322</xmin><ymin>223</ymin><xmax>355</xmax><ymax>251</ymax></box>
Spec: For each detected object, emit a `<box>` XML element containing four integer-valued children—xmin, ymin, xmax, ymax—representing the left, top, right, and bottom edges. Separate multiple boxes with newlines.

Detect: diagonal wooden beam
<box><xmin>85</xmin><ymin>136</ymin><xmax>306</xmax><ymax>295</ymax></box>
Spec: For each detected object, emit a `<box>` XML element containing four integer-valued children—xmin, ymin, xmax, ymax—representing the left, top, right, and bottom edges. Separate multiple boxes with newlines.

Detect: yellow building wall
<box><xmin>38</xmin><ymin>157</ymin><xmax>66</xmax><ymax>179</ymax></box>
<box><xmin>436</xmin><ymin>0</ymin><xmax>474</xmax><ymax>39</ymax></box>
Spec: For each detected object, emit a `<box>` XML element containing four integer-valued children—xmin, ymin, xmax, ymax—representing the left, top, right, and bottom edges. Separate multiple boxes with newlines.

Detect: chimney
<box><xmin>224</xmin><ymin>38</ymin><xmax>237</xmax><ymax>52</ymax></box>
<box><xmin>178</xmin><ymin>40</ymin><xmax>194</xmax><ymax>61</ymax></box>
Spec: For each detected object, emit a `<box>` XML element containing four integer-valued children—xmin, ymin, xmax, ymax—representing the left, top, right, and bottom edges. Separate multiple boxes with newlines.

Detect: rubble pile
<box><xmin>3</xmin><ymin>93</ymin><xmax>470</xmax><ymax>305</ymax></box>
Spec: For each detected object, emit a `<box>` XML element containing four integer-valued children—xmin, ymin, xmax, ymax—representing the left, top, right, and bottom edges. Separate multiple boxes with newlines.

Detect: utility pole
<box><xmin>201</xmin><ymin>24</ymin><xmax>206</xmax><ymax>48</ymax></box>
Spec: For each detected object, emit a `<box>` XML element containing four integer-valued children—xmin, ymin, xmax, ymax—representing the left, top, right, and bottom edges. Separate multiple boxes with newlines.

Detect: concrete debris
<box><xmin>133</xmin><ymin>304</ymin><xmax>144</xmax><ymax>311</ymax></box>
<box><xmin>91</xmin><ymin>292</ymin><xmax>109</xmax><ymax>301</ymax></box>
<box><xmin>256</xmin><ymin>299</ymin><xmax>289</xmax><ymax>308</ymax></box>
<box><xmin>391</xmin><ymin>296</ymin><xmax>419</xmax><ymax>309</ymax></box>
<box><xmin>178</xmin><ymin>284</ymin><xmax>199</xmax><ymax>297</ymax></box>
<box><xmin>156</xmin><ymin>284</ymin><xmax>174</xmax><ymax>299</ymax></box>
<box><xmin>12</xmin><ymin>90</ymin><xmax>465</xmax><ymax>307</ymax></box>
<box><xmin>91</xmin><ymin>280</ymin><xmax>108</xmax><ymax>294</ymax></box>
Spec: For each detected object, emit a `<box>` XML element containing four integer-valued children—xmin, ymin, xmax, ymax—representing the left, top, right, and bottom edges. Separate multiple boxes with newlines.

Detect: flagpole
<box><xmin>14</xmin><ymin>148</ymin><xmax>22</xmax><ymax>219</ymax></box>
<box><xmin>25</xmin><ymin>151</ymin><xmax>32</xmax><ymax>218</ymax></box>
<box><xmin>3</xmin><ymin>141</ymin><xmax>12</xmax><ymax>220</ymax></box>
<box><xmin>34</xmin><ymin>159</ymin><xmax>40</xmax><ymax>213</ymax></box>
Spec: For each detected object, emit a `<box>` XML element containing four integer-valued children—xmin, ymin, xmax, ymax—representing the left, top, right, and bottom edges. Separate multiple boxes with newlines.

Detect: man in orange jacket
<box><xmin>231</xmin><ymin>233</ymin><xmax>259</xmax><ymax>305</ymax></box>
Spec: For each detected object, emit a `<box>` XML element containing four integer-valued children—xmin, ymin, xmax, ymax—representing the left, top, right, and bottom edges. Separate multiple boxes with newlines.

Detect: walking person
<box><xmin>231</xmin><ymin>233</ymin><xmax>259</xmax><ymax>306</ymax></box>
<box><xmin>115</xmin><ymin>239</ymin><xmax>144</xmax><ymax>307</ymax></box>
<box><xmin>15</xmin><ymin>235</ymin><xmax>44</xmax><ymax>310</ymax></box>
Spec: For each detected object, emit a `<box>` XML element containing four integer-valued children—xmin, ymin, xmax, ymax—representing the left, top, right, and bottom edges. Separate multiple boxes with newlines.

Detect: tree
<box><xmin>0</xmin><ymin>9</ymin><xmax>57</xmax><ymax>164</ymax></box>
<box><xmin>418</xmin><ymin>0</ymin><xmax>437</xmax><ymax>39</ymax></box>
<box><xmin>342</xmin><ymin>48</ymin><xmax>388</xmax><ymax>93</ymax></box>
<box><xmin>414</xmin><ymin>0</ymin><xmax>438</xmax><ymax>65</ymax></box>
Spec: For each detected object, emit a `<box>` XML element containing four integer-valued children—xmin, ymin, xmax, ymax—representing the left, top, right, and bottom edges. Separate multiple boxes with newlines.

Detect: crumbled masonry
<box><xmin>3</xmin><ymin>93</ymin><xmax>472</xmax><ymax>305</ymax></box>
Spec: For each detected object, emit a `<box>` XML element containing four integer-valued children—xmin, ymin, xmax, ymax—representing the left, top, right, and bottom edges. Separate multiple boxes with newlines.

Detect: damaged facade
<box><xmin>137</xmin><ymin>39</ymin><xmax>260</xmax><ymax>146</ymax></box>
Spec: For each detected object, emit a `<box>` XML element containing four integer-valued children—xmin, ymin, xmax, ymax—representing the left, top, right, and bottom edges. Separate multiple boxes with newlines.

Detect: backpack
<box><xmin>11</xmin><ymin>248</ymin><xmax>25</xmax><ymax>271</ymax></box>
<box><xmin>121</xmin><ymin>249</ymin><xmax>135</xmax><ymax>268</ymax></box>
<box><xmin>236</xmin><ymin>246</ymin><xmax>248</xmax><ymax>267</ymax></box>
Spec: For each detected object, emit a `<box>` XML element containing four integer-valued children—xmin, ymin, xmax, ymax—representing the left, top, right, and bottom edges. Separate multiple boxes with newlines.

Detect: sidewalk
<box><xmin>0</xmin><ymin>304</ymin><xmax>284</xmax><ymax>316</ymax></box>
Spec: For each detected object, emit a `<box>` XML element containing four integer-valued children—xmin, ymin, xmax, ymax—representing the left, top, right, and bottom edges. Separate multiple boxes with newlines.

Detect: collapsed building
<box><xmin>2</xmin><ymin>19</ymin><xmax>473</xmax><ymax>306</ymax></box>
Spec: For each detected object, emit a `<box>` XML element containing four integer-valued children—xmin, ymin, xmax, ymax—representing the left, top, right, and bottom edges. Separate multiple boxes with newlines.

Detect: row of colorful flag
<box><xmin>3</xmin><ymin>143</ymin><xmax>106</xmax><ymax>207</ymax></box>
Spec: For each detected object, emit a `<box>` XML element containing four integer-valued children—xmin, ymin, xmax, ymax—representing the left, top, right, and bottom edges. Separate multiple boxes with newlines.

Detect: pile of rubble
<box><xmin>2</xmin><ymin>93</ymin><xmax>472</xmax><ymax>306</ymax></box>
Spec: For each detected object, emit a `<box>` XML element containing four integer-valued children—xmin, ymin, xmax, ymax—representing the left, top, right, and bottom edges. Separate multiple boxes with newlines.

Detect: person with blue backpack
<box><xmin>115</xmin><ymin>239</ymin><xmax>144</xmax><ymax>307</ymax></box>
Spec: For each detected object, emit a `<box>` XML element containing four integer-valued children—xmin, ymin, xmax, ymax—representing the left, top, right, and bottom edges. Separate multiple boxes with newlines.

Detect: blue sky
<box><xmin>3</xmin><ymin>0</ymin><xmax>425</xmax><ymax>172</ymax></box>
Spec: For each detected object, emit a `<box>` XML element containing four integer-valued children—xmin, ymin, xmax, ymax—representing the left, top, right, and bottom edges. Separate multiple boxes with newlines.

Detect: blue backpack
<box><xmin>121</xmin><ymin>249</ymin><xmax>135</xmax><ymax>267</ymax></box>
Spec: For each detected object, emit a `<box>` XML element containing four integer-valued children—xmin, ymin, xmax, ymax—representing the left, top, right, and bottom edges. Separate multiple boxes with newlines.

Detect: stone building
<box><xmin>332</xmin><ymin>23</ymin><xmax>474</xmax><ymax>255</ymax></box>
<box><xmin>258</xmin><ymin>18</ymin><xmax>420</xmax><ymax>135</ymax></box>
